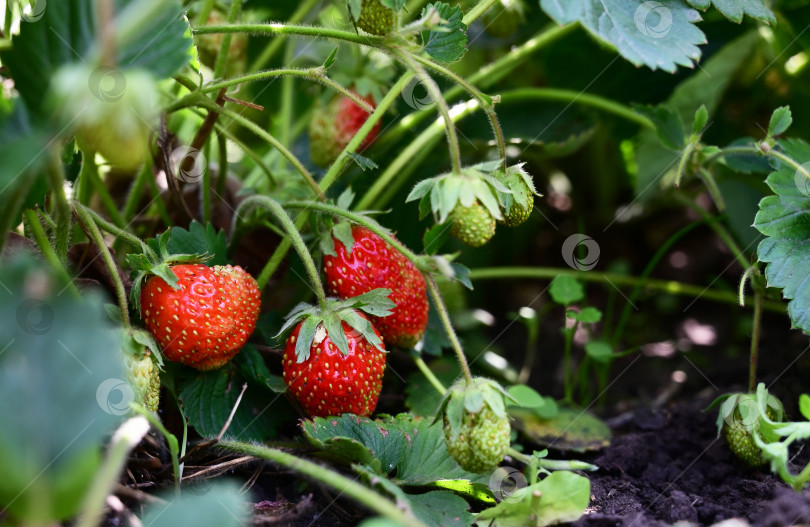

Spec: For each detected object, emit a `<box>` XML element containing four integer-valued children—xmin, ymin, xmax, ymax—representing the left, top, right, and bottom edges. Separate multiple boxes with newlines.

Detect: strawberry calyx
<box><xmin>315</xmin><ymin>188</ymin><xmax>395</xmax><ymax>259</ymax></box>
<box><xmin>495</xmin><ymin>163</ymin><xmax>541</xmax><ymax>227</ymax></box>
<box><xmin>275</xmin><ymin>288</ymin><xmax>395</xmax><ymax>363</ymax></box>
<box><xmin>126</xmin><ymin>229</ymin><xmax>211</xmax><ymax>317</ymax></box>
<box><xmin>122</xmin><ymin>326</ymin><xmax>164</xmax><ymax>368</ymax></box>
<box><xmin>436</xmin><ymin>377</ymin><xmax>515</xmax><ymax>433</ymax></box>
<box><xmin>406</xmin><ymin>161</ymin><xmax>509</xmax><ymax>226</ymax></box>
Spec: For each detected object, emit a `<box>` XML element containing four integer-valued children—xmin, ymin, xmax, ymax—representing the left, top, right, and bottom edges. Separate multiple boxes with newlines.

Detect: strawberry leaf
<box><xmin>332</xmin><ymin>221</ymin><xmax>356</xmax><ymax>255</ymax></box>
<box><xmin>549</xmin><ymin>276</ymin><xmax>585</xmax><ymax>306</ymax></box>
<box><xmin>686</xmin><ymin>0</ymin><xmax>775</xmax><ymax>24</ymax></box>
<box><xmin>768</xmin><ymin>106</ymin><xmax>792</xmax><ymax>138</ymax></box>
<box><xmin>347</xmin><ymin>152</ymin><xmax>379</xmax><ymax>171</ymax></box>
<box><xmin>421</xmin><ymin>3</ymin><xmax>467</xmax><ymax>63</ymax></box>
<box><xmin>165</xmin><ymin>222</ymin><xmax>227</xmax><ymax>266</ymax></box>
<box><xmin>753</xmin><ymin>138</ymin><xmax>810</xmax><ymax>334</ymax></box>
<box><xmin>341</xmin><ymin>288</ymin><xmax>396</xmax><ymax>317</ymax></box>
<box><xmin>342</xmin><ymin>309</ymin><xmax>386</xmax><ymax>352</ymax></box>
<box><xmin>540</xmin><ymin>0</ymin><xmax>705</xmax><ymax>73</ymax></box>
<box><xmin>799</xmin><ymin>394</ymin><xmax>810</xmax><ymax>422</ymax></box>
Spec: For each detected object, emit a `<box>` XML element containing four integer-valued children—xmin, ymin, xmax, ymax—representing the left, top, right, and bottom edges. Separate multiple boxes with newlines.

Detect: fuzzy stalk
<box><xmin>426</xmin><ymin>275</ymin><xmax>473</xmax><ymax>384</ymax></box>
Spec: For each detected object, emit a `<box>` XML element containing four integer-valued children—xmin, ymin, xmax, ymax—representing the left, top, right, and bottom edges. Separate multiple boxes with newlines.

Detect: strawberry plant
<box><xmin>2</xmin><ymin>0</ymin><xmax>810</xmax><ymax>525</ymax></box>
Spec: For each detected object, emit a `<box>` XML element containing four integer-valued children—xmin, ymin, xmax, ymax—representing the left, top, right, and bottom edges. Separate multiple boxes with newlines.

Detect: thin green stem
<box><xmin>73</xmin><ymin>202</ymin><xmax>131</xmax><ymax>327</ymax></box>
<box><xmin>749</xmin><ymin>286</ymin><xmax>763</xmax><ymax>393</ymax></box>
<box><xmin>708</xmin><ymin>145</ymin><xmax>810</xmax><ymax>183</ymax></box>
<box><xmin>202</xmin><ymin>136</ymin><xmax>212</xmax><ymax>224</ymax></box>
<box><xmin>194</xmin><ymin>23</ymin><xmax>384</xmax><ymax>48</ymax></box>
<box><xmin>213</xmin><ymin>0</ymin><xmax>242</xmax><ymax>80</ymax></box>
<box><xmin>321</xmin><ymin>73</ymin><xmax>411</xmax><ymax>191</ymax></box>
<box><xmin>23</xmin><ymin>209</ymin><xmax>79</xmax><ymax>298</ymax></box>
<box><xmin>48</xmin><ymin>153</ymin><xmax>72</xmax><ymax>263</ymax></box>
<box><xmin>143</xmin><ymin>164</ymin><xmax>173</xmax><ymax>227</ymax></box>
<box><xmin>393</xmin><ymin>48</ymin><xmax>462</xmax><ymax>174</ymax></box>
<box><xmin>674</xmin><ymin>140</ymin><xmax>697</xmax><ymax>188</ymax></box>
<box><xmin>193</xmin><ymin>94</ymin><xmax>326</xmax><ymax>200</ymax></box>
<box><xmin>256</xmin><ymin>237</ymin><xmax>293</xmax><ymax>291</ymax></box>
<box><xmin>463</xmin><ymin>0</ymin><xmax>499</xmax><ymax>24</ymax></box>
<box><xmin>220</xmin><ymin>440</ymin><xmax>428</xmax><ymax>527</ymax></box>
<box><xmin>193</xmin><ymin>0</ymin><xmax>216</xmax><ymax>26</ymax></box>
<box><xmin>0</xmin><ymin>174</ymin><xmax>38</xmax><ymax>254</ymax></box>
<box><xmin>249</xmin><ymin>0</ymin><xmax>321</xmax><ymax>71</ymax></box>
<box><xmin>413</xmin><ymin>355</ymin><xmax>448</xmax><ymax>394</ymax></box>
<box><xmin>426</xmin><ymin>275</ymin><xmax>473</xmax><ymax>384</ymax></box>
<box><xmin>235</xmin><ymin>196</ymin><xmax>327</xmax><ymax>307</ymax></box>
<box><xmin>563</xmin><ymin>321</ymin><xmax>577</xmax><ymax>403</ymax></box>
<box><xmin>80</xmin><ymin>204</ymin><xmax>155</xmax><ymax>258</ymax></box>
<box><xmin>83</xmin><ymin>153</ymin><xmax>126</xmax><ymax>228</ymax></box>
<box><xmin>698</xmin><ymin>167</ymin><xmax>726</xmax><ymax>212</ymax></box>
<box><xmin>217</xmin><ymin>131</ymin><xmax>228</xmax><ymax>197</ymax></box>
<box><xmin>283</xmin><ymin>201</ymin><xmax>420</xmax><ymax>263</ymax></box>
<box><xmin>209</xmin><ymin>117</ymin><xmax>275</xmax><ymax>187</ymax></box>
<box><xmin>409</xmin><ymin>53</ymin><xmax>506</xmax><ymax>166</ymax></box>
<box><xmin>276</xmin><ymin>43</ymin><xmax>295</xmax><ymax>172</ymax></box>
<box><xmin>470</xmin><ymin>267</ymin><xmax>786</xmax><ymax>312</ymax></box>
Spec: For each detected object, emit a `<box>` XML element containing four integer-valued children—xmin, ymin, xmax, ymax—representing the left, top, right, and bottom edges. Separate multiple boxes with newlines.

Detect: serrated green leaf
<box><xmin>633</xmin><ymin>31</ymin><xmax>759</xmax><ymax>197</ymax></box>
<box><xmin>407</xmin><ymin>177</ymin><xmax>438</xmax><ymax>203</ymax></box>
<box><xmin>686</xmin><ymin>0</ymin><xmax>775</xmax><ymax>24</ymax></box>
<box><xmin>633</xmin><ymin>105</ymin><xmax>685</xmax><ymax>150</ymax></box>
<box><xmin>179</xmin><ymin>365</ymin><xmax>292</xmax><ymax>441</ymax></box>
<box><xmin>167</xmin><ymin>222</ymin><xmax>227</xmax><ymax>265</ymax></box>
<box><xmin>410</xmin><ymin>491</ymin><xmax>474</xmax><ymax>527</ymax></box>
<box><xmin>768</xmin><ymin>106</ymin><xmax>792</xmax><ymax>137</ymax></box>
<box><xmin>343</xmin><ymin>309</ymin><xmax>387</xmax><ymax>352</ymax></box>
<box><xmin>142</xmin><ymin>482</ymin><xmax>249</xmax><ymax>527</ymax></box>
<box><xmin>303</xmin><ymin>415</ymin><xmax>402</xmax><ymax>474</ymax></box>
<box><xmin>336</xmin><ymin>187</ymin><xmax>355</xmax><ymax>210</ymax></box>
<box><xmin>439</xmin><ymin>177</ymin><xmax>463</xmax><ymax>224</ymax></box>
<box><xmin>344</xmin><ymin>288</ymin><xmax>396</xmax><ymax>317</ymax></box>
<box><xmin>421</xmin><ymin>2</ymin><xmax>468</xmax><ymax>63</ymax></box>
<box><xmin>236</xmin><ymin>345</ymin><xmax>287</xmax><ymax>393</ymax></box>
<box><xmin>451</xmin><ymin>262</ymin><xmax>473</xmax><ymax>290</ymax></box>
<box><xmin>548</xmin><ymin>276</ymin><xmax>584</xmax><ymax>305</ymax></box>
<box><xmin>509</xmin><ymin>407</ymin><xmax>610</xmax><ymax>452</ymax></box>
<box><xmin>474</xmin><ymin>471</ymin><xmax>590</xmax><ymax>527</ymax></box>
<box><xmin>540</xmin><ymin>0</ymin><xmax>705</xmax><ymax>73</ymax></box>
<box><xmin>567</xmin><ymin>306</ymin><xmax>602</xmax><ymax>323</ymax></box>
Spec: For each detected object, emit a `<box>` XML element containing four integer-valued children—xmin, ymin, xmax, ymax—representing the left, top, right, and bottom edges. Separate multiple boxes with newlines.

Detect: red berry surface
<box><xmin>309</xmin><ymin>92</ymin><xmax>381</xmax><ymax>167</ymax></box>
<box><xmin>324</xmin><ymin>226</ymin><xmax>428</xmax><ymax>348</ymax></box>
<box><xmin>140</xmin><ymin>264</ymin><xmax>260</xmax><ymax>370</ymax></box>
<box><xmin>283</xmin><ymin>315</ymin><xmax>386</xmax><ymax>417</ymax></box>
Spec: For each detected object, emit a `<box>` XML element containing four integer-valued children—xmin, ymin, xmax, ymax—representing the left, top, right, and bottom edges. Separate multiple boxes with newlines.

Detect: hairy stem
<box><xmin>213</xmin><ymin>0</ymin><xmax>242</xmax><ymax>79</ymax></box>
<box><xmin>73</xmin><ymin>202</ymin><xmax>131</xmax><ymax>327</ymax></box>
<box><xmin>249</xmin><ymin>0</ymin><xmax>319</xmax><ymax>71</ymax></box>
<box><xmin>48</xmin><ymin>153</ymin><xmax>72</xmax><ymax>264</ymax></box>
<box><xmin>426</xmin><ymin>275</ymin><xmax>473</xmax><ymax>384</ymax></box>
<box><xmin>749</xmin><ymin>286</ymin><xmax>763</xmax><ymax>393</ymax></box>
<box><xmin>23</xmin><ymin>209</ymin><xmax>79</xmax><ymax>298</ymax></box>
<box><xmin>235</xmin><ymin>196</ymin><xmax>328</xmax><ymax>307</ymax></box>
<box><xmin>220</xmin><ymin>440</ymin><xmax>428</xmax><ymax>527</ymax></box>
<box><xmin>194</xmin><ymin>23</ymin><xmax>384</xmax><ymax>48</ymax></box>
<box><xmin>413</xmin><ymin>355</ymin><xmax>448</xmax><ymax>394</ymax></box>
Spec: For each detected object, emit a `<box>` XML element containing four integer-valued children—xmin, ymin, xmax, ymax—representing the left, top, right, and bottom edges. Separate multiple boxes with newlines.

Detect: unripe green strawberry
<box><xmin>714</xmin><ymin>391</ymin><xmax>784</xmax><ymax>468</ymax></box>
<box><xmin>125</xmin><ymin>352</ymin><xmax>160</xmax><ymax>412</ymax></box>
<box><xmin>49</xmin><ymin>64</ymin><xmax>158</xmax><ymax>170</ymax></box>
<box><xmin>351</xmin><ymin>0</ymin><xmax>396</xmax><ymax>36</ymax></box>
<box><xmin>438</xmin><ymin>377</ymin><xmax>512</xmax><ymax>473</ymax></box>
<box><xmin>498</xmin><ymin>163</ymin><xmax>538</xmax><ymax>227</ymax></box>
<box><xmin>450</xmin><ymin>201</ymin><xmax>496</xmax><ymax>247</ymax></box>
<box><xmin>444</xmin><ymin>404</ymin><xmax>511</xmax><ymax>473</ymax></box>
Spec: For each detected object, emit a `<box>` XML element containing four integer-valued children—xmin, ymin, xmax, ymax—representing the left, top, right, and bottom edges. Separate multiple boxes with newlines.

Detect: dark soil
<box><xmin>573</xmin><ymin>396</ymin><xmax>810</xmax><ymax>527</ymax></box>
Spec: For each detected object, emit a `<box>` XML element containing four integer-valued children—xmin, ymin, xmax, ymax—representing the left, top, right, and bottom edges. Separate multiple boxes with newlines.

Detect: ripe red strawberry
<box><xmin>283</xmin><ymin>314</ymin><xmax>386</xmax><ymax>417</ymax></box>
<box><xmin>140</xmin><ymin>264</ymin><xmax>260</xmax><ymax>370</ymax></box>
<box><xmin>324</xmin><ymin>226</ymin><xmax>428</xmax><ymax>348</ymax></box>
<box><xmin>309</xmin><ymin>92</ymin><xmax>380</xmax><ymax>167</ymax></box>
